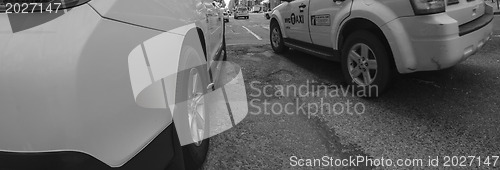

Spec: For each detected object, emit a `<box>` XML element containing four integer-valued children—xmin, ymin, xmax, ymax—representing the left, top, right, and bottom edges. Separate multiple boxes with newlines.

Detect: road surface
<box><xmin>204</xmin><ymin>13</ymin><xmax>500</xmax><ymax>170</ymax></box>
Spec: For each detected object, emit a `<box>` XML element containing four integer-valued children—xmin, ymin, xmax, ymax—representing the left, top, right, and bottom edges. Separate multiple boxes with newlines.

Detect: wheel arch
<box><xmin>337</xmin><ymin>18</ymin><xmax>396</xmax><ymax>70</ymax></box>
<box><xmin>166</xmin><ymin>23</ymin><xmax>209</xmax><ymax>61</ymax></box>
<box><xmin>130</xmin><ymin>23</ymin><xmax>208</xmax><ymax>116</ymax></box>
<box><xmin>271</xmin><ymin>11</ymin><xmax>287</xmax><ymax>38</ymax></box>
<box><xmin>195</xmin><ymin>28</ymin><xmax>208</xmax><ymax>61</ymax></box>
<box><xmin>168</xmin><ymin>24</ymin><xmax>208</xmax><ymax>110</ymax></box>
<box><xmin>334</xmin><ymin>0</ymin><xmax>415</xmax><ymax>73</ymax></box>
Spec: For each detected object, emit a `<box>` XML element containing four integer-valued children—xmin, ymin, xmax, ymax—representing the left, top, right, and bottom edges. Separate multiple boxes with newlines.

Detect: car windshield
<box><xmin>238</xmin><ymin>8</ymin><xmax>247</xmax><ymax>12</ymax></box>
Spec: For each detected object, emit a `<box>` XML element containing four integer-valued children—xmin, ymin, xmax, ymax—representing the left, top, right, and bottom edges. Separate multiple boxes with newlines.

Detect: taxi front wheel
<box><xmin>340</xmin><ymin>30</ymin><xmax>393</xmax><ymax>97</ymax></box>
<box><xmin>270</xmin><ymin>22</ymin><xmax>288</xmax><ymax>54</ymax></box>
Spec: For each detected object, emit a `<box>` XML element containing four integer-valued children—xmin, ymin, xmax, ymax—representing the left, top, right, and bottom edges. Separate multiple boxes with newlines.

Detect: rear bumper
<box><xmin>459</xmin><ymin>12</ymin><xmax>494</xmax><ymax>36</ymax></box>
<box><xmin>383</xmin><ymin>4</ymin><xmax>494</xmax><ymax>73</ymax></box>
<box><xmin>235</xmin><ymin>13</ymin><xmax>249</xmax><ymax>17</ymax></box>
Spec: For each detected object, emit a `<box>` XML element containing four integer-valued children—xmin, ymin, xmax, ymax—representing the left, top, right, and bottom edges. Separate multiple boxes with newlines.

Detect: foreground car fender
<box><xmin>89</xmin><ymin>0</ymin><xmax>207</xmax><ymax>32</ymax></box>
<box><xmin>0</xmin><ymin>5</ymin><xmax>171</xmax><ymax>167</ymax></box>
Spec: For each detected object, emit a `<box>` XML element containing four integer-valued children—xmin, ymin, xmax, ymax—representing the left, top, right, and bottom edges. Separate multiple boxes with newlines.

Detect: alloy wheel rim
<box><xmin>187</xmin><ymin>68</ymin><xmax>205</xmax><ymax>146</ymax></box>
<box><xmin>271</xmin><ymin>27</ymin><xmax>280</xmax><ymax>48</ymax></box>
<box><xmin>347</xmin><ymin>43</ymin><xmax>378</xmax><ymax>85</ymax></box>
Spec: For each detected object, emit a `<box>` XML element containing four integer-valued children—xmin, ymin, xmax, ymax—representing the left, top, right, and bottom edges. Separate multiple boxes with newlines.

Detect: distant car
<box><xmin>223</xmin><ymin>11</ymin><xmax>230</xmax><ymax>22</ymax></box>
<box><xmin>234</xmin><ymin>7</ymin><xmax>249</xmax><ymax>19</ymax></box>
<box><xmin>264</xmin><ymin>11</ymin><xmax>271</xmax><ymax>19</ymax></box>
<box><xmin>252</xmin><ymin>6</ymin><xmax>261</xmax><ymax>13</ymax></box>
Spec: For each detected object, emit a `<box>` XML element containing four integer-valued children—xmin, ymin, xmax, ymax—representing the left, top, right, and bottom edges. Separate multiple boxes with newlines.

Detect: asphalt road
<box><xmin>225</xmin><ymin>13</ymin><xmax>270</xmax><ymax>46</ymax></box>
<box><xmin>204</xmin><ymin>13</ymin><xmax>500</xmax><ymax>169</ymax></box>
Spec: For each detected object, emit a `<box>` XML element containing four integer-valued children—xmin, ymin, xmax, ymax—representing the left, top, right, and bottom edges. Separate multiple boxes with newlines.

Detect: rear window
<box><xmin>238</xmin><ymin>8</ymin><xmax>247</xmax><ymax>12</ymax></box>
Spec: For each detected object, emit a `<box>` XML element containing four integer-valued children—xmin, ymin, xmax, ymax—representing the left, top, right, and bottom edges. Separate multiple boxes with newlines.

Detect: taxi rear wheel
<box><xmin>270</xmin><ymin>22</ymin><xmax>288</xmax><ymax>54</ymax></box>
<box><xmin>340</xmin><ymin>30</ymin><xmax>393</xmax><ymax>97</ymax></box>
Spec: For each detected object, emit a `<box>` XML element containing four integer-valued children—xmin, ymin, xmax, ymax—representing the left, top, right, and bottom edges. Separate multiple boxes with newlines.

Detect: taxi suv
<box><xmin>270</xmin><ymin>0</ymin><xmax>494</xmax><ymax>95</ymax></box>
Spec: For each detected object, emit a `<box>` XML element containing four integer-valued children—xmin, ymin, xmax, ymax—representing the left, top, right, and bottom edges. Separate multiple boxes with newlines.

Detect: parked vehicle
<box><xmin>234</xmin><ymin>7</ymin><xmax>249</xmax><ymax>19</ymax></box>
<box><xmin>270</xmin><ymin>0</ymin><xmax>494</xmax><ymax>96</ymax></box>
<box><xmin>224</xmin><ymin>11</ymin><xmax>230</xmax><ymax>22</ymax></box>
<box><xmin>264</xmin><ymin>10</ymin><xmax>272</xmax><ymax>19</ymax></box>
<box><xmin>0</xmin><ymin>0</ymin><xmax>246</xmax><ymax>169</ymax></box>
<box><xmin>252</xmin><ymin>5</ymin><xmax>262</xmax><ymax>13</ymax></box>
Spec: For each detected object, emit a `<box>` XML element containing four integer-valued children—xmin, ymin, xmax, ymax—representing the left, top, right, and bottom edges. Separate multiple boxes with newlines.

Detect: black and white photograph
<box><xmin>0</xmin><ymin>0</ymin><xmax>499</xmax><ymax>169</ymax></box>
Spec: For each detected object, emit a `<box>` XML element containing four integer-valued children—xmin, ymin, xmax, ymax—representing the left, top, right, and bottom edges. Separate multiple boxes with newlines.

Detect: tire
<box><xmin>340</xmin><ymin>30</ymin><xmax>393</xmax><ymax>97</ymax></box>
<box><xmin>174</xmin><ymin>44</ymin><xmax>210</xmax><ymax>170</ymax></box>
<box><xmin>270</xmin><ymin>21</ymin><xmax>288</xmax><ymax>54</ymax></box>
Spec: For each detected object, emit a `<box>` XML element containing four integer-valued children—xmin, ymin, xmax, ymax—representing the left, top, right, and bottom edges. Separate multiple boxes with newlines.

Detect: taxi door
<box><xmin>282</xmin><ymin>0</ymin><xmax>312</xmax><ymax>43</ymax></box>
<box><xmin>309</xmin><ymin>0</ymin><xmax>352</xmax><ymax>48</ymax></box>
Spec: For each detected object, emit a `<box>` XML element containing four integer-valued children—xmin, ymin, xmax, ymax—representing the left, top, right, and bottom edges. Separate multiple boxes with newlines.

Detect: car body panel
<box><xmin>89</xmin><ymin>0</ymin><xmax>224</xmax><ymax>71</ymax></box>
<box><xmin>89</xmin><ymin>0</ymin><xmax>200</xmax><ymax>32</ymax></box>
<box><xmin>309</xmin><ymin>0</ymin><xmax>353</xmax><ymax>48</ymax></box>
<box><xmin>281</xmin><ymin>0</ymin><xmax>312</xmax><ymax>43</ymax></box>
<box><xmin>446</xmin><ymin>0</ymin><xmax>485</xmax><ymax>26</ymax></box>
<box><xmin>381</xmin><ymin>7</ymin><xmax>493</xmax><ymax>73</ymax></box>
<box><xmin>336</xmin><ymin>0</ymin><xmax>414</xmax><ymax>49</ymax></box>
<box><xmin>0</xmin><ymin>5</ymin><xmax>172</xmax><ymax>167</ymax></box>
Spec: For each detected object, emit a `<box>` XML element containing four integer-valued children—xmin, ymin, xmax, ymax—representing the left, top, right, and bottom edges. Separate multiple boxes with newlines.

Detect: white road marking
<box><xmin>493</xmin><ymin>34</ymin><xmax>500</xmax><ymax>38</ymax></box>
<box><xmin>242</xmin><ymin>26</ymin><xmax>262</xmax><ymax>40</ymax></box>
<box><xmin>262</xmin><ymin>25</ymin><xmax>270</xmax><ymax>30</ymax></box>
